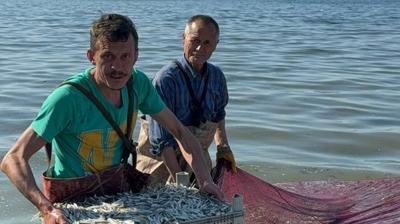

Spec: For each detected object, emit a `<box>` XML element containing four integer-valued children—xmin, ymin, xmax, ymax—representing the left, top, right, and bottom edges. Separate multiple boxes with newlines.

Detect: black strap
<box><xmin>174</xmin><ymin>60</ymin><xmax>209</xmax><ymax>109</ymax></box>
<box><xmin>45</xmin><ymin>79</ymin><xmax>136</xmax><ymax>166</ymax></box>
<box><xmin>126</xmin><ymin>79</ymin><xmax>136</xmax><ymax>165</ymax></box>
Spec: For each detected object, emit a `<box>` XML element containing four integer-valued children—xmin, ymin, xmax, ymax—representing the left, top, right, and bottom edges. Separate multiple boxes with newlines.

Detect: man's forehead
<box><xmin>190</xmin><ymin>20</ymin><xmax>216</xmax><ymax>31</ymax></box>
<box><xmin>96</xmin><ymin>36</ymin><xmax>135</xmax><ymax>48</ymax></box>
<box><xmin>187</xmin><ymin>23</ymin><xmax>217</xmax><ymax>37</ymax></box>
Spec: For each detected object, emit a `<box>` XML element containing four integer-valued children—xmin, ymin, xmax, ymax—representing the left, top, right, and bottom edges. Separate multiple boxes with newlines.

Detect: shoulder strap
<box><xmin>45</xmin><ymin>79</ymin><xmax>136</xmax><ymax>166</ymax></box>
<box><xmin>126</xmin><ymin>78</ymin><xmax>135</xmax><ymax>138</ymax></box>
<box><xmin>174</xmin><ymin>60</ymin><xmax>209</xmax><ymax>108</ymax></box>
<box><xmin>126</xmin><ymin>78</ymin><xmax>136</xmax><ymax>165</ymax></box>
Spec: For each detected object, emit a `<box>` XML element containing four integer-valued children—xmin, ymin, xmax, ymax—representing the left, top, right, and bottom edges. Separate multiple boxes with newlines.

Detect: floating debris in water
<box><xmin>47</xmin><ymin>184</ymin><xmax>231</xmax><ymax>224</ymax></box>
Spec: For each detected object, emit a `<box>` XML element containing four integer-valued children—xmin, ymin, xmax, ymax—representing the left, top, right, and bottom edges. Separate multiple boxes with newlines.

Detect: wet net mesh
<box><xmin>212</xmin><ymin>162</ymin><xmax>400</xmax><ymax>224</ymax></box>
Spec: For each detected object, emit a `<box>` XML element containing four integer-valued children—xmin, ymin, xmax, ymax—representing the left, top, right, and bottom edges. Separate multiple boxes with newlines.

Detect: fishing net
<box><xmin>212</xmin><ymin>161</ymin><xmax>400</xmax><ymax>224</ymax></box>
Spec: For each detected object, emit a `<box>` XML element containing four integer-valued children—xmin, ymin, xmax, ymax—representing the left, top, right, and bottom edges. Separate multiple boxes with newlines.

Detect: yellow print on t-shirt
<box><xmin>78</xmin><ymin>126</ymin><xmax>124</xmax><ymax>172</ymax></box>
<box><xmin>77</xmin><ymin>116</ymin><xmax>137</xmax><ymax>173</ymax></box>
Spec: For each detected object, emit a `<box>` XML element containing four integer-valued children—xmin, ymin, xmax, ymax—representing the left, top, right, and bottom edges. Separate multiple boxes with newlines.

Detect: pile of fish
<box><xmin>51</xmin><ymin>184</ymin><xmax>231</xmax><ymax>224</ymax></box>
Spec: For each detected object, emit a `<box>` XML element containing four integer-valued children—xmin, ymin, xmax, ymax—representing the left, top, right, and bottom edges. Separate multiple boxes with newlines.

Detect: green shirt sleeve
<box><xmin>31</xmin><ymin>86</ymin><xmax>76</xmax><ymax>142</ymax></box>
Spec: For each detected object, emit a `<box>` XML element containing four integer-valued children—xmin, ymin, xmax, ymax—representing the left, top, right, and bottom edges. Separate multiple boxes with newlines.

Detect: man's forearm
<box><xmin>151</xmin><ymin>108</ymin><xmax>213</xmax><ymax>184</ymax></box>
<box><xmin>161</xmin><ymin>146</ymin><xmax>182</xmax><ymax>182</ymax></box>
<box><xmin>0</xmin><ymin>127</ymin><xmax>55</xmax><ymax>215</ymax></box>
<box><xmin>150</xmin><ymin>108</ymin><xmax>223</xmax><ymax>199</ymax></box>
<box><xmin>214</xmin><ymin>119</ymin><xmax>229</xmax><ymax>146</ymax></box>
<box><xmin>175</xmin><ymin>128</ymin><xmax>213</xmax><ymax>184</ymax></box>
<box><xmin>1</xmin><ymin>152</ymin><xmax>54</xmax><ymax>214</ymax></box>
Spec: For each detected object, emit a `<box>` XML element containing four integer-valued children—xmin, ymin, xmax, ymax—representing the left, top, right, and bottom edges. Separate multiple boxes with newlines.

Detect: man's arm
<box><xmin>214</xmin><ymin>119</ymin><xmax>228</xmax><ymax>146</ymax></box>
<box><xmin>214</xmin><ymin>119</ymin><xmax>237</xmax><ymax>173</ymax></box>
<box><xmin>150</xmin><ymin>108</ymin><xmax>224</xmax><ymax>200</ymax></box>
<box><xmin>0</xmin><ymin>127</ymin><xmax>67</xmax><ymax>223</ymax></box>
<box><xmin>160</xmin><ymin>146</ymin><xmax>181</xmax><ymax>182</ymax></box>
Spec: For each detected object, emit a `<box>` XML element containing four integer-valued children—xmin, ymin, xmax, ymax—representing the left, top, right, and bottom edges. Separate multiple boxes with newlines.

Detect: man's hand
<box><xmin>199</xmin><ymin>180</ymin><xmax>224</xmax><ymax>201</ymax></box>
<box><xmin>216</xmin><ymin>144</ymin><xmax>237</xmax><ymax>173</ymax></box>
<box><xmin>42</xmin><ymin>206</ymin><xmax>68</xmax><ymax>224</ymax></box>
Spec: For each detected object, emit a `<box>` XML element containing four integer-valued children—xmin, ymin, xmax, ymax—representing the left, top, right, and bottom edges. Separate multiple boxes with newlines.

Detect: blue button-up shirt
<box><xmin>148</xmin><ymin>56</ymin><xmax>229</xmax><ymax>155</ymax></box>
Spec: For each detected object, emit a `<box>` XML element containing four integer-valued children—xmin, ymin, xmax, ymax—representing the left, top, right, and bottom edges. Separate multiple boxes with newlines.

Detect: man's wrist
<box><xmin>217</xmin><ymin>144</ymin><xmax>230</xmax><ymax>151</ymax></box>
<box><xmin>38</xmin><ymin>200</ymin><xmax>55</xmax><ymax>216</ymax></box>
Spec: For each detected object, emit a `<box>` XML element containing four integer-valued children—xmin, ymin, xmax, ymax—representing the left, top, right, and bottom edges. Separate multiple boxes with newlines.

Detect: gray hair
<box><xmin>184</xmin><ymin>14</ymin><xmax>220</xmax><ymax>37</ymax></box>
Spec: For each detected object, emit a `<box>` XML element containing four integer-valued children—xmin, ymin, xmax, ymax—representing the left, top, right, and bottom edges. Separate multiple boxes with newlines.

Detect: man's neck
<box><xmin>184</xmin><ymin>57</ymin><xmax>206</xmax><ymax>75</ymax></box>
<box><xmin>192</xmin><ymin>64</ymin><xmax>204</xmax><ymax>74</ymax></box>
<box><xmin>91</xmin><ymin>70</ymin><xmax>122</xmax><ymax>107</ymax></box>
<box><xmin>102</xmin><ymin>89</ymin><xmax>121</xmax><ymax>107</ymax></box>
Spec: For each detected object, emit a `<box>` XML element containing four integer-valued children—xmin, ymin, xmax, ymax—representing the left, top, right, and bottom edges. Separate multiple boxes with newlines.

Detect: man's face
<box><xmin>88</xmin><ymin>35</ymin><xmax>138</xmax><ymax>90</ymax></box>
<box><xmin>183</xmin><ymin>20</ymin><xmax>219</xmax><ymax>72</ymax></box>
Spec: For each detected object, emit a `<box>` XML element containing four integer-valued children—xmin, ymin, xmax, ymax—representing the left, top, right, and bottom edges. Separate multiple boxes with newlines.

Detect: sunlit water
<box><xmin>1</xmin><ymin>0</ymin><xmax>399</xmax><ymax>222</ymax></box>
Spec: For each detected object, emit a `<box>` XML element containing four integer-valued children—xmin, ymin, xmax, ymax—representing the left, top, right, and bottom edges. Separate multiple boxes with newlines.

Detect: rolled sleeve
<box><xmin>148</xmin><ymin>66</ymin><xmax>180</xmax><ymax>155</ymax></box>
<box><xmin>148</xmin><ymin>116</ymin><xmax>177</xmax><ymax>155</ymax></box>
<box><xmin>213</xmin><ymin>108</ymin><xmax>226</xmax><ymax>123</ymax></box>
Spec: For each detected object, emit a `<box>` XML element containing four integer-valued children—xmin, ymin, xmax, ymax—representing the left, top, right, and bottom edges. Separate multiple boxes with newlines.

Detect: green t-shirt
<box><xmin>31</xmin><ymin>68</ymin><xmax>165</xmax><ymax>178</ymax></box>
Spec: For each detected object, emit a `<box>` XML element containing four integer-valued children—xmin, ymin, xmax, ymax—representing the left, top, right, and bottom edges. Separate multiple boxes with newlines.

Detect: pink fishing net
<box><xmin>212</xmin><ymin>162</ymin><xmax>400</xmax><ymax>224</ymax></box>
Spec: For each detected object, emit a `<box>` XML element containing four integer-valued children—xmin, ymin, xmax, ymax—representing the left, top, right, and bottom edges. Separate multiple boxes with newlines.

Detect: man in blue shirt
<box><xmin>137</xmin><ymin>15</ymin><xmax>236</xmax><ymax>184</ymax></box>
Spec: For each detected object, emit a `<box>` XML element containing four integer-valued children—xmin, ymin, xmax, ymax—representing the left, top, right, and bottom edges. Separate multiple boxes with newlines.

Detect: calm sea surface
<box><xmin>1</xmin><ymin>0</ymin><xmax>399</xmax><ymax>222</ymax></box>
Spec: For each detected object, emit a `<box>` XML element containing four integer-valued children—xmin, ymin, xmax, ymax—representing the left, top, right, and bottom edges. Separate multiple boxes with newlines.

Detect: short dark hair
<box><xmin>186</xmin><ymin>14</ymin><xmax>220</xmax><ymax>36</ymax></box>
<box><xmin>90</xmin><ymin>13</ymin><xmax>139</xmax><ymax>51</ymax></box>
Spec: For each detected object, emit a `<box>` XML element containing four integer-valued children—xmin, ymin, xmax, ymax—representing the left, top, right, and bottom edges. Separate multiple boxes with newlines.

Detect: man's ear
<box><xmin>87</xmin><ymin>49</ymin><xmax>95</xmax><ymax>65</ymax></box>
<box><xmin>181</xmin><ymin>33</ymin><xmax>186</xmax><ymax>46</ymax></box>
<box><xmin>133</xmin><ymin>49</ymin><xmax>139</xmax><ymax>65</ymax></box>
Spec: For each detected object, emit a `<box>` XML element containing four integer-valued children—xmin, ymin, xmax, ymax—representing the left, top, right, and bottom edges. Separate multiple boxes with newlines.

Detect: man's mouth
<box><xmin>109</xmin><ymin>71</ymin><xmax>126</xmax><ymax>79</ymax></box>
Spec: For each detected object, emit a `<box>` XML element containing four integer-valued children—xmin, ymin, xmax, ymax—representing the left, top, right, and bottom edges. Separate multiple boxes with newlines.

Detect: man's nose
<box><xmin>111</xmin><ymin>60</ymin><xmax>123</xmax><ymax>70</ymax></box>
<box><xmin>195</xmin><ymin>44</ymin><xmax>202</xmax><ymax>51</ymax></box>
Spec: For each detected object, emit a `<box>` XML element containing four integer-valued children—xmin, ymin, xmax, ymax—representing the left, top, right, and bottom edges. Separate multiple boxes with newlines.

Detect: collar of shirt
<box><xmin>179</xmin><ymin>56</ymin><xmax>208</xmax><ymax>78</ymax></box>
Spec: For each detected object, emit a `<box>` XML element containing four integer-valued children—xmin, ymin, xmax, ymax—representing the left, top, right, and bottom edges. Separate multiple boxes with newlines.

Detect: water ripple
<box><xmin>1</xmin><ymin>1</ymin><xmax>400</xmax><ymax>222</ymax></box>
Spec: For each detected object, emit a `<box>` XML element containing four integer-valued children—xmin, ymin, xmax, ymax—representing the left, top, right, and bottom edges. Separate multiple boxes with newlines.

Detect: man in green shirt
<box><xmin>1</xmin><ymin>13</ymin><xmax>223</xmax><ymax>224</ymax></box>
